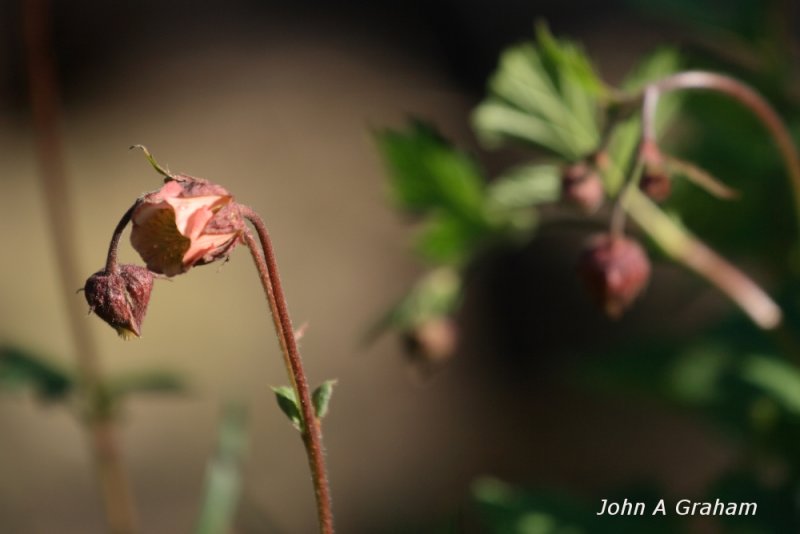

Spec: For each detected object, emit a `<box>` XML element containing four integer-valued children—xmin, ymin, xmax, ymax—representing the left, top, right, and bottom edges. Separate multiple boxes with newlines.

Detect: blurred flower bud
<box><xmin>638</xmin><ymin>140</ymin><xmax>671</xmax><ymax>202</ymax></box>
<box><xmin>402</xmin><ymin>317</ymin><xmax>458</xmax><ymax>366</ymax></box>
<box><xmin>561</xmin><ymin>162</ymin><xmax>604</xmax><ymax>213</ymax></box>
<box><xmin>639</xmin><ymin>167</ymin><xmax>671</xmax><ymax>202</ymax></box>
<box><xmin>84</xmin><ymin>264</ymin><xmax>154</xmax><ymax>339</ymax></box>
<box><xmin>578</xmin><ymin>234</ymin><xmax>651</xmax><ymax>318</ymax></box>
<box><xmin>130</xmin><ymin>176</ymin><xmax>245</xmax><ymax>276</ymax></box>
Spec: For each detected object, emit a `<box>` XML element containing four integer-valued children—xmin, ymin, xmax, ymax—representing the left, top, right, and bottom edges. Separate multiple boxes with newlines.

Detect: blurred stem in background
<box><xmin>21</xmin><ymin>0</ymin><xmax>138</xmax><ymax>531</ymax></box>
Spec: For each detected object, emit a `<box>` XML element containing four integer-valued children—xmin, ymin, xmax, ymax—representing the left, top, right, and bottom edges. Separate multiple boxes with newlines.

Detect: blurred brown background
<box><xmin>0</xmin><ymin>1</ymin><xmax>743</xmax><ymax>532</ymax></box>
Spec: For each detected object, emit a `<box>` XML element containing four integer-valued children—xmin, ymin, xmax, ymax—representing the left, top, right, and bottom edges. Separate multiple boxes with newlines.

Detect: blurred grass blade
<box><xmin>194</xmin><ymin>403</ymin><xmax>249</xmax><ymax>534</ymax></box>
<box><xmin>0</xmin><ymin>345</ymin><xmax>74</xmax><ymax>401</ymax></box>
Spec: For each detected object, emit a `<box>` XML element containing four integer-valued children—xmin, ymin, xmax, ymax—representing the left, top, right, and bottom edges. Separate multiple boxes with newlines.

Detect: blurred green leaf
<box><xmin>604</xmin><ymin>48</ymin><xmax>683</xmax><ymax>192</ymax></box>
<box><xmin>194</xmin><ymin>403</ymin><xmax>248</xmax><ymax>534</ymax></box>
<box><xmin>415</xmin><ymin>213</ymin><xmax>485</xmax><ymax>264</ymax></box>
<box><xmin>312</xmin><ymin>379</ymin><xmax>337</xmax><ymax>420</ymax></box>
<box><xmin>739</xmin><ymin>355</ymin><xmax>800</xmax><ymax>415</ymax></box>
<box><xmin>374</xmin><ymin>120</ymin><xmax>486</xmax><ymax>221</ymax></box>
<box><xmin>580</xmin><ymin>322</ymin><xmax>800</xmax><ymax>460</ymax></box>
<box><xmin>473</xmin><ymin>478</ymin><xmax>681</xmax><ymax>534</ymax></box>
<box><xmin>487</xmin><ymin>163</ymin><xmax>560</xmax><ymax>212</ymax></box>
<box><xmin>473</xmin><ymin>23</ymin><xmax>603</xmax><ymax>159</ymax></box>
<box><xmin>106</xmin><ymin>370</ymin><xmax>186</xmax><ymax>400</ymax></box>
<box><xmin>272</xmin><ymin>386</ymin><xmax>302</xmax><ymax>431</ymax></box>
<box><xmin>0</xmin><ymin>345</ymin><xmax>73</xmax><ymax>401</ymax></box>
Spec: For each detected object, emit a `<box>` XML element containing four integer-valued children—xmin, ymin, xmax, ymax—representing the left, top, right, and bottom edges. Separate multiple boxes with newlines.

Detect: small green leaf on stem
<box><xmin>272</xmin><ymin>386</ymin><xmax>302</xmax><ymax>430</ymax></box>
<box><xmin>312</xmin><ymin>380</ymin><xmax>337</xmax><ymax>420</ymax></box>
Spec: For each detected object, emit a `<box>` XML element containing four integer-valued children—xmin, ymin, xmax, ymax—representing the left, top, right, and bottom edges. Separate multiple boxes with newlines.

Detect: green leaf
<box><xmin>473</xmin><ymin>24</ymin><xmax>603</xmax><ymax>159</ymax></box>
<box><xmin>473</xmin><ymin>477</ymin><xmax>681</xmax><ymax>534</ymax></box>
<box><xmin>415</xmin><ymin>213</ymin><xmax>486</xmax><ymax>264</ymax></box>
<box><xmin>487</xmin><ymin>164</ymin><xmax>560</xmax><ymax>211</ymax></box>
<box><xmin>740</xmin><ymin>355</ymin><xmax>800</xmax><ymax>415</ymax></box>
<box><xmin>272</xmin><ymin>386</ymin><xmax>302</xmax><ymax>430</ymax></box>
<box><xmin>106</xmin><ymin>370</ymin><xmax>186</xmax><ymax>400</ymax></box>
<box><xmin>0</xmin><ymin>345</ymin><xmax>74</xmax><ymax>401</ymax></box>
<box><xmin>312</xmin><ymin>380</ymin><xmax>337</xmax><ymax>419</ymax></box>
<box><xmin>374</xmin><ymin>120</ymin><xmax>487</xmax><ymax>222</ymax></box>
<box><xmin>194</xmin><ymin>403</ymin><xmax>248</xmax><ymax>534</ymax></box>
<box><xmin>604</xmin><ymin>48</ymin><xmax>682</xmax><ymax>193</ymax></box>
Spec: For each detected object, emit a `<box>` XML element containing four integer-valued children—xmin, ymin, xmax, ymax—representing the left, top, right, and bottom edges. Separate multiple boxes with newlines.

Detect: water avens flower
<box><xmin>85</xmin><ymin>148</ymin><xmax>335</xmax><ymax>532</ymax></box>
<box><xmin>84</xmin><ymin>264</ymin><xmax>154</xmax><ymax>339</ymax></box>
<box><xmin>578</xmin><ymin>233</ymin><xmax>651</xmax><ymax>318</ymax></box>
<box><xmin>130</xmin><ymin>176</ymin><xmax>245</xmax><ymax>276</ymax></box>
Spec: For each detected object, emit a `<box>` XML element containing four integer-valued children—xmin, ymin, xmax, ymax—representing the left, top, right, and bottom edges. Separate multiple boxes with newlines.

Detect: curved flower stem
<box><xmin>238</xmin><ymin>206</ymin><xmax>334</xmax><ymax>534</ymax></box>
<box><xmin>641</xmin><ymin>71</ymin><xmax>800</xmax><ymax>226</ymax></box>
<box><xmin>105</xmin><ymin>201</ymin><xmax>140</xmax><ymax>273</ymax></box>
<box><xmin>625</xmin><ymin>190</ymin><xmax>782</xmax><ymax>330</ymax></box>
<box><xmin>22</xmin><ymin>0</ymin><xmax>138</xmax><ymax>531</ymax></box>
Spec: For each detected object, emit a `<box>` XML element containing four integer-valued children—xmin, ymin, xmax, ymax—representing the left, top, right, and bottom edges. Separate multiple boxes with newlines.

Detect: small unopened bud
<box><xmin>639</xmin><ymin>140</ymin><xmax>671</xmax><ymax>202</ymax></box>
<box><xmin>561</xmin><ymin>162</ymin><xmax>604</xmax><ymax>213</ymax></box>
<box><xmin>402</xmin><ymin>317</ymin><xmax>458</xmax><ymax>366</ymax></box>
<box><xmin>639</xmin><ymin>167</ymin><xmax>671</xmax><ymax>202</ymax></box>
<box><xmin>84</xmin><ymin>265</ymin><xmax>154</xmax><ymax>339</ymax></box>
<box><xmin>578</xmin><ymin>234</ymin><xmax>651</xmax><ymax>318</ymax></box>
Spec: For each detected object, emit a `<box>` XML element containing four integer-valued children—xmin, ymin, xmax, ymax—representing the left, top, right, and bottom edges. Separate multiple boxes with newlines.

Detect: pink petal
<box><xmin>165</xmin><ymin>195</ymin><xmax>230</xmax><ymax>238</ymax></box>
<box><xmin>182</xmin><ymin>232</ymin><xmax>238</xmax><ymax>266</ymax></box>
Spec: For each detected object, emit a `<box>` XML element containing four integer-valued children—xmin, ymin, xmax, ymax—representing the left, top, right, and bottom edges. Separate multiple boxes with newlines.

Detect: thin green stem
<box><xmin>239</xmin><ymin>207</ymin><xmax>334</xmax><ymax>534</ymax></box>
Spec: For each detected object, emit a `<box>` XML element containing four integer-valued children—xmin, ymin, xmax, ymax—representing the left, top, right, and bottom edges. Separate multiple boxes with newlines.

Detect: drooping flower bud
<box><xmin>578</xmin><ymin>234</ymin><xmax>651</xmax><ymax>318</ymax></box>
<box><xmin>639</xmin><ymin>167</ymin><xmax>671</xmax><ymax>202</ymax></box>
<box><xmin>130</xmin><ymin>176</ymin><xmax>246</xmax><ymax>277</ymax></box>
<box><xmin>561</xmin><ymin>162</ymin><xmax>604</xmax><ymax>213</ymax></box>
<box><xmin>402</xmin><ymin>317</ymin><xmax>458</xmax><ymax>367</ymax></box>
<box><xmin>84</xmin><ymin>264</ymin><xmax>154</xmax><ymax>339</ymax></box>
<box><xmin>638</xmin><ymin>140</ymin><xmax>671</xmax><ymax>202</ymax></box>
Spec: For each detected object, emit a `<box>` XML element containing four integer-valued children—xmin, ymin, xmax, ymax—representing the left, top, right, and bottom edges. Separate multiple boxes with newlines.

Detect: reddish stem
<box><xmin>104</xmin><ymin>201</ymin><xmax>139</xmax><ymax>273</ymax></box>
<box><xmin>239</xmin><ymin>206</ymin><xmax>334</xmax><ymax>534</ymax></box>
<box><xmin>22</xmin><ymin>0</ymin><xmax>138</xmax><ymax>531</ymax></box>
<box><xmin>642</xmin><ymin>71</ymin><xmax>800</xmax><ymax>224</ymax></box>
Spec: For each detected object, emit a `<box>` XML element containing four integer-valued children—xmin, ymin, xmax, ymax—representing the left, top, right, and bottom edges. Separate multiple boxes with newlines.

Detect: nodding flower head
<box><xmin>578</xmin><ymin>233</ymin><xmax>651</xmax><ymax>318</ymax></box>
<box><xmin>130</xmin><ymin>176</ymin><xmax>246</xmax><ymax>276</ymax></box>
<box><xmin>84</xmin><ymin>264</ymin><xmax>154</xmax><ymax>339</ymax></box>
